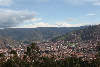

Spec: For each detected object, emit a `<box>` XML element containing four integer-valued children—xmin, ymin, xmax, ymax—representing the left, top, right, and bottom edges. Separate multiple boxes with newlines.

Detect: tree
<box><xmin>10</xmin><ymin>50</ymin><xmax>17</xmax><ymax>55</ymax></box>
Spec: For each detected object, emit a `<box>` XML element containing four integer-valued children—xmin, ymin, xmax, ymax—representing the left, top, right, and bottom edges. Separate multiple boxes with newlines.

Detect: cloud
<box><xmin>0</xmin><ymin>0</ymin><xmax>13</xmax><ymax>6</ymax></box>
<box><xmin>0</xmin><ymin>9</ymin><xmax>35</xmax><ymax>28</ymax></box>
<box><xmin>55</xmin><ymin>22</ymin><xmax>91</xmax><ymax>27</ymax></box>
<box><xmin>16</xmin><ymin>22</ymin><xmax>56</xmax><ymax>28</ymax></box>
<box><xmin>25</xmin><ymin>18</ymin><xmax>43</xmax><ymax>22</ymax></box>
<box><xmin>55</xmin><ymin>22</ymin><xmax>81</xmax><ymax>27</ymax></box>
<box><xmin>64</xmin><ymin>0</ymin><xmax>100</xmax><ymax>6</ymax></box>
<box><xmin>86</xmin><ymin>13</ymin><xmax>96</xmax><ymax>16</ymax></box>
<box><xmin>93</xmin><ymin>2</ymin><xmax>100</xmax><ymax>6</ymax></box>
<box><xmin>12</xmin><ymin>20</ymin><xmax>100</xmax><ymax>28</ymax></box>
<box><xmin>15</xmin><ymin>22</ymin><xmax>88</xmax><ymax>28</ymax></box>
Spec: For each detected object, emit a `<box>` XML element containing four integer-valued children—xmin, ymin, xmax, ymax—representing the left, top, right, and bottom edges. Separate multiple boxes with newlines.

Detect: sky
<box><xmin>0</xmin><ymin>0</ymin><xmax>100</xmax><ymax>28</ymax></box>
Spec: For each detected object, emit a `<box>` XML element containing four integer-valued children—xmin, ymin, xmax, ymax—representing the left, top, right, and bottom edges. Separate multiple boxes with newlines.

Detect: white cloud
<box><xmin>55</xmin><ymin>22</ymin><xmax>81</xmax><ymax>27</ymax></box>
<box><xmin>25</xmin><ymin>18</ymin><xmax>43</xmax><ymax>22</ymax></box>
<box><xmin>12</xmin><ymin>20</ymin><xmax>100</xmax><ymax>28</ymax></box>
<box><xmin>15</xmin><ymin>22</ymin><xmax>89</xmax><ymax>28</ymax></box>
<box><xmin>16</xmin><ymin>22</ymin><xmax>56</xmax><ymax>28</ymax></box>
<box><xmin>87</xmin><ymin>13</ymin><xmax>96</xmax><ymax>16</ymax></box>
<box><xmin>0</xmin><ymin>9</ymin><xmax>36</xmax><ymax>28</ymax></box>
<box><xmin>0</xmin><ymin>0</ymin><xmax>13</xmax><ymax>6</ymax></box>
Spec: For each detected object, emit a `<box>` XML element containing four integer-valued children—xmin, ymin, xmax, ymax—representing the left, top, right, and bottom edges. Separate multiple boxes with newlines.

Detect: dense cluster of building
<box><xmin>0</xmin><ymin>39</ymin><xmax>99</xmax><ymax>62</ymax></box>
<box><xmin>37</xmin><ymin>40</ymin><xmax>99</xmax><ymax>61</ymax></box>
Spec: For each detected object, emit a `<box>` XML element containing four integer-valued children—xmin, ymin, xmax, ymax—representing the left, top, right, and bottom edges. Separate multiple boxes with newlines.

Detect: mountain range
<box><xmin>0</xmin><ymin>27</ymin><xmax>84</xmax><ymax>42</ymax></box>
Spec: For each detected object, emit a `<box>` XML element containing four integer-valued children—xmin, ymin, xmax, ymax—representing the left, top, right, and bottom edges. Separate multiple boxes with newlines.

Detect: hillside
<box><xmin>0</xmin><ymin>27</ymin><xmax>83</xmax><ymax>42</ymax></box>
<box><xmin>0</xmin><ymin>37</ymin><xmax>20</xmax><ymax>48</ymax></box>
<box><xmin>53</xmin><ymin>25</ymin><xmax>100</xmax><ymax>42</ymax></box>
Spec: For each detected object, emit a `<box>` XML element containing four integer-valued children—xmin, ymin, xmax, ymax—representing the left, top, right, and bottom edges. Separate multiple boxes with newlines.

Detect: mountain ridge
<box><xmin>52</xmin><ymin>24</ymin><xmax>100</xmax><ymax>42</ymax></box>
<box><xmin>0</xmin><ymin>27</ymin><xmax>84</xmax><ymax>41</ymax></box>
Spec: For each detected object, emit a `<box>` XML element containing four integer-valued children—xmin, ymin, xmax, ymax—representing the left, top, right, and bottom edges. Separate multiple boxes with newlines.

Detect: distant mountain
<box><xmin>52</xmin><ymin>25</ymin><xmax>100</xmax><ymax>42</ymax></box>
<box><xmin>0</xmin><ymin>27</ymin><xmax>84</xmax><ymax>42</ymax></box>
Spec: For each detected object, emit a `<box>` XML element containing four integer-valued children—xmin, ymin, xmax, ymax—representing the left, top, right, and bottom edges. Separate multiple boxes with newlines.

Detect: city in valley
<box><xmin>0</xmin><ymin>25</ymin><xmax>100</xmax><ymax>67</ymax></box>
<box><xmin>0</xmin><ymin>39</ymin><xmax>99</xmax><ymax>61</ymax></box>
<box><xmin>0</xmin><ymin>0</ymin><xmax>100</xmax><ymax>67</ymax></box>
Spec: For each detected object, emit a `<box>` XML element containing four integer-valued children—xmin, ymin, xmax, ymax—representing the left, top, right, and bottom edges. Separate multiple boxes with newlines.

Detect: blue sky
<box><xmin>0</xmin><ymin>0</ymin><xmax>100</xmax><ymax>28</ymax></box>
